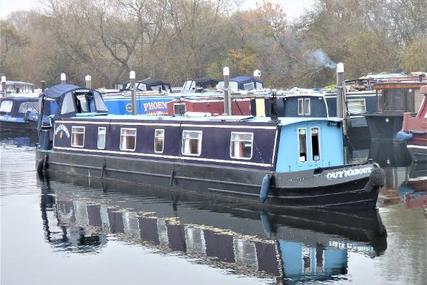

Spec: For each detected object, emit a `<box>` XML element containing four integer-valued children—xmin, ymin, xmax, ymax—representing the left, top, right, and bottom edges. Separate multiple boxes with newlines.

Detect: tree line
<box><xmin>1</xmin><ymin>0</ymin><xmax>426</xmax><ymax>89</ymax></box>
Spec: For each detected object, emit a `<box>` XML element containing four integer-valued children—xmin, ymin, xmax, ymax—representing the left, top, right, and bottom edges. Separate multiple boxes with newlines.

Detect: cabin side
<box><xmin>103</xmin><ymin>95</ymin><xmax>172</xmax><ymax>115</ymax></box>
<box><xmin>275</xmin><ymin>119</ymin><xmax>344</xmax><ymax>172</ymax></box>
<box><xmin>52</xmin><ymin>117</ymin><xmax>279</xmax><ymax>170</ymax></box>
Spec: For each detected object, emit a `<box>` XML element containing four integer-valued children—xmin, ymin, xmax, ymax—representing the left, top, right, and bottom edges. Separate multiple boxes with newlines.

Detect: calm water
<box><xmin>1</xmin><ymin>135</ymin><xmax>426</xmax><ymax>285</ymax></box>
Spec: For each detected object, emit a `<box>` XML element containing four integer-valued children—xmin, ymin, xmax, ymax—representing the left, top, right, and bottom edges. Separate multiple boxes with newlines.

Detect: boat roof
<box><xmin>138</xmin><ymin>78</ymin><xmax>170</xmax><ymax>86</ymax></box>
<box><xmin>5</xmin><ymin>80</ymin><xmax>34</xmax><ymax>86</ymax></box>
<box><xmin>68</xmin><ymin>114</ymin><xmax>342</xmax><ymax>126</ymax></box>
<box><xmin>1</xmin><ymin>96</ymin><xmax>38</xmax><ymax>102</ymax></box>
<box><xmin>230</xmin><ymin>76</ymin><xmax>262</xmax><ymax>83</ymax></box>
<box><xmin>43</xmin><ymin>83</ymin><xmax>91</xmax><ymax>99</ymax></box>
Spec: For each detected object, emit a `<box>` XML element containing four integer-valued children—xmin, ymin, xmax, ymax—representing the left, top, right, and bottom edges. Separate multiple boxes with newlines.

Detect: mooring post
<box><xmin>253</xmin><ymin>69</ymin><xmax>261</xmax><ymax>81</ymax></box>
<box><xmin>336</xmin><ymin>63</ymin><xmax>347</xmax><ymax>135</ymax></box>
<box><xmin>60</xmin><ymin>73</ymin><xmax>66</xmax><ymax>84</ymax></box>
<box><xmin>85</xmin><ymin>75</ymin><xmax>92</xmax><ymax>89</ymax></box>
<box><xmin>223</xmin><ymin>67</ymin><xmax>231</xmax><ymax>115</ymax></box>
<box><xmin>41</xmin><ymin>80</ymin><xmax>46</xmax><ymax>92</ymax></box>
<box><xmin>130</xmin><ymin>70</ymin><xmax>137</xmax><ymax>115</ymax></box>
<box><xmin>1</xmin><ymin>75</ymin><xmax>6</xmax><ymax>98</ymax></box>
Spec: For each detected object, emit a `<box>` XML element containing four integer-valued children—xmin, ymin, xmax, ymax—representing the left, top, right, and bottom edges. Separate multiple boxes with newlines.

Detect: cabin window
<box><xmin>304</xmin><ymin>98</ymin><xmax>311</xmax><ymax>115</ymax></box>
<box><xmin>230</xmin><ymin>132</ymin><xmax>253</xmax><ymax>160</ymax></box>
<box><xmin>18</xmin><ymin>102</ymin><xmax>38</xmax><ymax>114</ymax></box>
<box><xmin>61</xmin><ymin>93</ymin><xmax>76</xmax><ymax>114</ymax></box>
<box><xmin>181</xmin><ymin>130</ymin><xmax>202</xmax><ymax>156</ymax></box>
<box><xmin>174</xmin><ymin>103</ymin><xmax>186</xmax><ymax>115</ymax></box>
<box><xmin>0</xmin><ymin>100</ymin><xmax>13</xmax><ymax>113</ymax></box>
<box><xmin>137</xmin><ymin>83</ymin><xmax>147</xmax><ymax>91</ymax></box>
<box><xmin>97</xmin><ymin>127</ymin><xmax>106</xmax><ymax>149</ymax></box>
<box><xmin>298</xmin><ymin>98</ymin><xmax>304</xmax><ymax>115</ymax></box>
<box><xmin>71</xmin><ymin>126</ymin><xmax>85</xmax><ymax>148</ymax></box>
<box><xmin>243</xmin><ymin>82</ymin><xmax>255</xmax><ymax>91</ymax></box>
<box><xmin>347</xmin><ymin>99</ymin><xmax>366</xmax><ymax>114</ymax></box>
<box><xmin>150</xmin><ymin>85</ymin><xmax>163</xmax><ymax>92</ymax></box>
<box><xmin>298</xmin><ymin>129</ymin><xmax>307</xmax><ymax>162</ymax></box>
<box><xmin>154</xmin><ymin>129</ymin><xmax>165</xmax><ymax>153</ymax></box>
<box><xmin>311</xmin><ymin>128</ymin><xmax>320</xmax><ymax>161</ymax></box>
<box><xmin>76</xmin><ymin>95</ymin><xmax>89</xmax><ymax>112</ymax></box>
<box><xmin>120</xmin><ymin>128</ymin><xmax>137</xmax><ymax>151</ymax></box>
<box><xmin>93</xmin><ymin>92</ymin><xmax>108</xmax><ymax>112</ymax></box>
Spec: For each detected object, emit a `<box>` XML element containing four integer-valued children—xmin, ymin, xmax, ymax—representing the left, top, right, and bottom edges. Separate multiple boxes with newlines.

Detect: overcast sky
<box><xmin>0</xmin><ymin>0</ymin><xmax>315</xmax><ymax>20</ymax></box>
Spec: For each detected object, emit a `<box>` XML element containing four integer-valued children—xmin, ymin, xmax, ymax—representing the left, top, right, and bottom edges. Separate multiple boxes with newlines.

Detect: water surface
<box><xmin>1</xmin><ymin>137</ymin><xmax>426</xmax><ymax>285</ymax></box>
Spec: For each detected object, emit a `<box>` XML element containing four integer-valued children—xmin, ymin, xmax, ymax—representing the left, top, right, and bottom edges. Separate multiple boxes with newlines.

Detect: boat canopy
<box><xmin>217</xmin><ymin>76</ymin><xmax>263</xmax><ymax>91</ymax></box>
<box><xmin>38</xmin><ymin>83</ymin><xmax>108</xmax><ymax>128</ymax></box>
<box><xmin>181</xmin><ymin>77</ymin><xmax>219</xmax><ymax>92</ymax></box>
<box><xmin>123</xmin><ymin>78</ymin><xmax>171</xmax><ymax>92</ymax></box>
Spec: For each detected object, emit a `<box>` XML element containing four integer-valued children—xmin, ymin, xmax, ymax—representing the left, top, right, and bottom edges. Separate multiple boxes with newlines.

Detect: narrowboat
<box><xmin>0</xmin><ymin>96</ymin><xmax>39</xmax><ymax>131</ymax></box>
<box><xmin>39</xmin><ymin>176</ymin><xmax>387</xmax><ymax>282</ymax></box>
<box><xmin>36</xmin><ymin>84</ymin><xmax>385</xmax><ymax>209</ymax></box>
<box><xmin>166</xmin><ymin>96</ymin><xmax>252</xmax><ymax>116</ymax></box>
<box><xmin>101</xmin><ymin>78</ymin><xmax>174</xmax><ymax>115</ymax></box>
<box><xmin>365</xmin><ymin>75</ymin><xmax>426</xmax><ymax>140</ymax></box>
<box><xmin>166</xmin><ymin>90</ymin><xmax>329</xmax><ymax>118</ymax></box>
<box><xmin>396</xmin><ymin>85</ymin><xmax>427</xmax><ymax>162</ymax></box>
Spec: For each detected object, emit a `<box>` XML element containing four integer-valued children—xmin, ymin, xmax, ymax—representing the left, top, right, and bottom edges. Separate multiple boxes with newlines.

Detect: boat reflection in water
<box><xmin>39</xmin><ymin>175</ymin><xmax>387</xmax><ymax>283</ymax></box>
<box><xmin>399</xmin><ymin>163</ymin><xmax>427</xmax><ymax>212</ymax></box>
<box><xmin>0</xmin><ymin>129</ymin><xmax>38</xmax><ymax>147</ymax></box>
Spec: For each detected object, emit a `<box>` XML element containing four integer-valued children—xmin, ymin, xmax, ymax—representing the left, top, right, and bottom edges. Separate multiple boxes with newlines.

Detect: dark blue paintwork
<box><xmin>53</xmin><ymin>117</ymin><xmax>278</xmax><ymax>170</ymax></box>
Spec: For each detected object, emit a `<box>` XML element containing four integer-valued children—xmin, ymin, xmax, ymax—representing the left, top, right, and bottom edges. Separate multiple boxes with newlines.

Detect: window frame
<box><xmin>0</xmin><ymin>100</ymin><xmax>13</xmax><ymax>113</ymax></box>
<box><xmin>298</xmin><ymin>98</ymin><xmax>304</xmax><ymax>115</ymax></box>
<box><xmin>154</xmin><ymin>129</ymin><xmax>165</xmax><ymax>154</ymax></box>
<box><xmin>120</xmin><ymin>127</ymin><xmax>137</xmax><ymax>152</ymax></box>
<box><xmin>230</xmin><ymin>131</ymin><xmax>254</xmax><ymax>160</ymax></box>
<box><xmin>304</xmin><ymin>98</ymin><xmax>311</xmax><ymax>115</ymax></box>
<box><xmin>173</xmin><ymin>103</ymin><xmax>187</xmax><ymax>115</ymax></box>
<box><xmin>97</xmin><ymin>127</ymin><xmax>107</xmax><ymax>150</ymax></box>
<box><xmin>311</xmin><ymin>127</ymin><xmax>321</xmax><ymax>161</ymax></box>
<box><xmin>181</xmin><ymin>130</ymin><xmax>203</xmax><ymax>156</ymax></box>
<box><xmin>71</xmin><ymin>126</ymin><xmax>85</xmax><ymax>148</ymax></box>
<box><xmin>347</xmin><ymin>98</ymin><xmax>367</xmax><ymax>114</ymax></box>
<box><xmin>297</xmin><ymin>128</ymin><xmax>308</xmax><ymax>163</ymax></box>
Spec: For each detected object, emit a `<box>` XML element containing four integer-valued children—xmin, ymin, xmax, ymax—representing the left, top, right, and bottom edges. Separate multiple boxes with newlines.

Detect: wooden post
<box><xmin>41</xmin><ymin>80</ymin><xmax>46</xmax><ymax>92</ymax></box>
<box><xmin>60</xmin><ymin>73</ymin><xmax>66</xmax><ymax>84</ymax></box>
<box><xmin>130</xmin><ymin>70</ymin><xmax>137</xmax><ymax>115</ymax></box>
<box><xmin>223</xmin><ymin>67</ymin><xmax>231</xmax><ymax>115</ymax></box>
<box><xmin>1</xmin><ymin>76</ymin><xmax>6</xmax><ymax>98</ymax></box>
<box><xmin>253</xmin><ymin>69</ymin><xmax>261</xmax><ymax>80</ymax></box>
<box><xmin>85</xmin><ymin>75</ymin><xmax>92</xmax><ymax>89</ymax></box>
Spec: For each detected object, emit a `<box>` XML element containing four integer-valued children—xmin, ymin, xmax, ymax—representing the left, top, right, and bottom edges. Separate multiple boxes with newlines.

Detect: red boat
<box><xmin>166</xmin><ymin>96</ymin><xmax>252</xmax><ymax>116</ymax></box>
<box><xmin>397</xmin><ymin>85</ymin><xmax>427</xmax><ymax>162</ymax></box>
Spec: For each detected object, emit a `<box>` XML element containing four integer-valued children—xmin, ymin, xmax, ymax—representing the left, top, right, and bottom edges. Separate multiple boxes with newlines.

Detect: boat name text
<box><xmin>326</xmin><ymin>167</ymin><xmax>372</xmax><ymax>179</ymax></box>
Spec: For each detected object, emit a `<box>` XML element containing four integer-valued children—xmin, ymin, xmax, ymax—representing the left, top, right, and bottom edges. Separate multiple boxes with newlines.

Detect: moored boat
<box><xmin>36</xmin><ymin>84</ymin><xmax>385</xmax><ymax>209</ymax></box>
<box><xmin>0</xmin><ymin>96</ymin><xmax>39</xmax><ymax>132</ymax></box>
<box><xmin>396</xmin><ymin>85</ymin><xmax>427</xmax><ymax>162</ymax></box>
<box><xmin>365</xmin><ymin>75</ymin><xmax>426</xmax><ymax>140</ymax></box>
